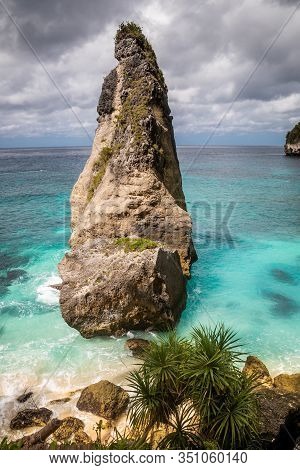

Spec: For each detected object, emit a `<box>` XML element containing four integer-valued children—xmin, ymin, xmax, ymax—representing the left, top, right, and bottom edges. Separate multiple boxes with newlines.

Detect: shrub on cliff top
<box><xmin>115</xmin><ymin>22</ymin><xmax>163</xmax><ymax>85</ymax></box>
<box><xmin>115</xmin><ymin>22</ymin><xmax>153</xmax><ymax>55</ymax></box>
<box><xmin>116</xmin><ymin>22</ymin><xmax>144</xmax><ymax>42</ymax></box>
<box><xmin>128</xmin><ymin>324</ymin><xmax>259</xmax><ymax>450</ymax></box>
<box><xmin>286</xmin><ymin>121</ymin><xmax>300</xmax><ymax>144</ymax></box>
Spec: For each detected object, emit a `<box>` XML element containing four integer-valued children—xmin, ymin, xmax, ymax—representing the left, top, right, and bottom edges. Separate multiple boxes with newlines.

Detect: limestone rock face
<box><xmin>76</xmin><ymin>380</ymin><xmax>129</xmax><ymax>419</ymax></box>
<box><xmin>243</xmin><ymin>355</ymin><xmax>273</xmax><ymax>388</ymax></box>
<box><xmin>60</xmin><ymin>240</ymin><xmax>186</xmax><ymax>337</ymax></box>
<box><xmin>274</xmin><ymin>373</ymin><xmax>300</xmax><ymax>393</ymax></box>
<box><xmin>59</xmin><ymin>23</ymin><xmax>196</xmax><ymax>337</ymax></box>
<box><xmin>285</xmin><ymin>121</ymin><xmax>300</xmax><ymax>156</ymax></box>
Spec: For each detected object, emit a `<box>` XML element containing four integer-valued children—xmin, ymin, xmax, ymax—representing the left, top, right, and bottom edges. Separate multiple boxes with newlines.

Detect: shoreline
<box><xmin>0</xmin><ymin>356</ymin><xmax>139</xmax><ymax>441</ymax></box>
<box><xmin>0</xmin><ymin>349</ymin><xmax>298</xmax><ymax>442</ymax></box>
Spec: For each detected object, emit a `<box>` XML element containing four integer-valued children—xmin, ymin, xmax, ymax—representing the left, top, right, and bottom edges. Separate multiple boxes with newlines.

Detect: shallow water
<box><xmin>0</xmin><ymin>145</ymin><xmax>299</xmax><ymax>420</ymax></box>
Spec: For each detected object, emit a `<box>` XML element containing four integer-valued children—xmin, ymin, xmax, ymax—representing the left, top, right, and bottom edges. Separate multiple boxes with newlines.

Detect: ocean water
<box><xmin>0</xmin><ymin>146</ymin><xmax>299</xmax><ymax>408</ymax></box>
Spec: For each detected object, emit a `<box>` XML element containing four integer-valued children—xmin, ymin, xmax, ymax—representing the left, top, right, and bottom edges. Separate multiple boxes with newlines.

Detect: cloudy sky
<box><xmin>0</xmin><ymin>0</ymin><xmax>299</xmax><ymax>147</ymax></box>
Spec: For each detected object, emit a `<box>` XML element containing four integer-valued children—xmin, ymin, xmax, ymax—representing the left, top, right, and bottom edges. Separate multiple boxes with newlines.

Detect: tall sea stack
<box><xmin>285</xmin><ymin>121</ymin><xmax>300</xmax><ymax>156</ymax></box>
<box><xmin>58</xmin><ymin>23</ymin><xmax>196</xmax><ymax>337</ymax></box>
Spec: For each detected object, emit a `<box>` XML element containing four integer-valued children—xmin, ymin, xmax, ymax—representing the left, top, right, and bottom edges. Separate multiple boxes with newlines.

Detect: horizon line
<box><xmin>0</xmin><ymin>144</ymin><xmax>283</xmax><ymax>150</ymax></box>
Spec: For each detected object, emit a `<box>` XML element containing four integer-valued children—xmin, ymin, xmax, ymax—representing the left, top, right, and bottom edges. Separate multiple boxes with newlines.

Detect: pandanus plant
<box><xmin>127</xmin><ymin>324</ymin><xmax>259</xmax><ymax>450</ymax></box>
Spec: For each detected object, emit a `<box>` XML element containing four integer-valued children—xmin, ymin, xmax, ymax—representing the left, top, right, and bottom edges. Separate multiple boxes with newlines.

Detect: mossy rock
<box><xmin>53</xmin><ymin>417</ymin><xmax>91</xmax><ymax>445</ymax></box>
<box><xmin>115</xmin><ymin>237</ymin><xmax>158</xmax><ymax>252</ymax></box>
<box><xmin>76</xmin><ymin>380</ymin><xmax>129</xmax><ymax>420</ymax></box>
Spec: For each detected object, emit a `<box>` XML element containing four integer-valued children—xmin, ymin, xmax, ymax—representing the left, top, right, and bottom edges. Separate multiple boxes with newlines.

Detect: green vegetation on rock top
<box><xmin>115</xmin><ymin>22</ymin><xmax>144</xmax><ymax>42</ymax></box>
<box><xmin>87</xmin><ymin>146</ymin><xmax>113</xmax><ymax>202</ymax></box>
<box><xmin>286</xmin><ymin>121</ymin><xmax>300</xmax><ymax>144</ymax></box>
<box><xmin>115</xmin><ymin>22</ymin><xmax>155</xmax><ymax>59</ymax></box>
<box><xmin>115</xmin><ymin>22</ymin><xmax>165</xmax><ymax>87</ymax></box>
<box><xmin>115</xmin><ymin>237</ymin><xmax>158</xmax><ymax>252</ymax></box>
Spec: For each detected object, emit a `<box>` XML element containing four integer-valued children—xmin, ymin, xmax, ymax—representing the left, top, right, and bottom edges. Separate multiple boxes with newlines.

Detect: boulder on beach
<box><xmin>10</xmin><ymin>408</ymin><xmax>53</xmax><ymax>430</ymax></box>
<box><xmin>242</xmin><ymin>355</ymin><xmax>273</xmax><ymax>388</ymax></box>
<box><xmin>16</xmin><ymin>391</ymin><xmax>33</xmax><ymax>403</ymax></box>
<box><xmin>53</xmin><ymin>417</ymin><xmax>91</xmax><ymax>445</ymax></box>
<box><xmin>274</xmin><ymin>373</ymin><xmax>300</xmax><ymax>393</ymax></box>
<box><xmin>125</xmin><ymin>338</ymin><xmax>150</xmax><ymax>357</ymax></box>
<box><xmin>76</xmin><ymin>380</ymin><xmax>129</xmax><ymax>420</ymax></box>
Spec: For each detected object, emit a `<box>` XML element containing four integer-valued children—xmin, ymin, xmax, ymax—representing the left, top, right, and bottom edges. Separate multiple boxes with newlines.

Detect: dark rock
<box><xmin>53</xmin><ymin>417</ymin><xmax>90</xmax><ymax>445</ymax></box>
<box><xmin>10</xmin><ymin>408</ymin><xmax>53</xmax><ymax>430</ymax></box>
<box><xmin>275</xmin><ymin>407</ymin><xmax>300</xmax><ymax>449</ymax></box>
<box><xmin>274</xmin><ymin>373</ymin><xmax>300</xmax><ymax>393</ymax></box>
<box><xmin>243</xmin><ymin>355</ymin><xmax>273</xmax><ymax>388</ymax></box>
<box><xmin>256</xmin><ymin>388</ymin><xmax>300</xmax><ymax>449</ymax></box>
<box><xmin>125</xmin><ymin>338</ymin><xmax>150</xmax><ymax>357</ymax></box>
<box><xmin>97</xmin><ymin>69</ymin><xmax>118</xmax><ymax>119</ymax></box>
<box><xmin>49</xmin><ymin>284</ymin><xmax>62</xmax><ymax>291</ymax></box>
<box><xmin>49</xmin><ymin>397</ymin><xmax>71</xmax><ymax>404</ymax></box>
<box><xmin>76</xmin><ymin>380</ymin><xmax>129</xmax><ymax>419</ymax></box>
<box><xmin>17</xmin><ymin>391</ymin><xmax>33</xmax><ymax>403</ymax></box>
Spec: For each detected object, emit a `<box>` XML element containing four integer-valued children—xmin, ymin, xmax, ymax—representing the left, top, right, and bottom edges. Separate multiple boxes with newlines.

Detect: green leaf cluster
<box><xmin>115</xmin><ymin>237</ymin><xmax>158</xmax><ymax>252</ymax></box>
<box><xmin>128</xmin><ymin>324</ymin><xmax>259</xmax><ymax>450</ymax></box>
<box><xmin>0</xmin><ymin>437</ymin><xmax>22</xmax><ymax>450</ymax></box>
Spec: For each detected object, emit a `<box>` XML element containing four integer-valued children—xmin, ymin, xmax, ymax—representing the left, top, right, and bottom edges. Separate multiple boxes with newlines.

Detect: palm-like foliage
<box><xmin>127</xmin><ymin>324</ymin><xmax>259</xmax><ymax>450</ymax></box>
<box><xmin>127</xmin><ymin>369</ymin><xmax>170</xmax><ymax>431</ymax></box>
<box><xmin>210</xmin><ymin>374</ymin><xmax>259</xmax><ymax>449</ymax></box>
<box><xmin>157</xmin><ymin>402</ymin><xmax>203</xmax><ymax>450</ymax></box>
<box><xmin>185</xmin><ymin>324</ymin><xmax>243</xmax><ymax>423</ymax></box>
<box><xmin>142</xmin><ymin>332</ymin><xmax>190</xmax><ymax>401</ymax></box>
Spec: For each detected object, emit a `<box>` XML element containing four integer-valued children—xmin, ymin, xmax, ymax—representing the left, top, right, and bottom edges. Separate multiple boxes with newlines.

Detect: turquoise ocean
<box><xmin>0</xmin><ymin>145</ymin><xmax>300</xmax><ymax>411</ymax></box>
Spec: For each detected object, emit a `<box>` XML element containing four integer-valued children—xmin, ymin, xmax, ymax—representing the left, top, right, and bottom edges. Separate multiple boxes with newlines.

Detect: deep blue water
<box><xmin>0</xmin><ymin>145</ymin><xmax>299</xmax><ymax>401</ymax></box>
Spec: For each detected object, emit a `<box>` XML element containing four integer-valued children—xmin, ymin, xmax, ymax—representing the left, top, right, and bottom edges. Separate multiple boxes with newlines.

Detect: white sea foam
<box><xmin>36</xmin><ymin>274</ymin><xmax>61</xmax><ymax>305</ymax></box>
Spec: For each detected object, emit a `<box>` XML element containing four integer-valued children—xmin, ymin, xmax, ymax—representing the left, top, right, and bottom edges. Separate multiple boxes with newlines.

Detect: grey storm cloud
<box><xmin>0</xmin><ymin>0</ymin><xmax>300</xmax><ymax>143</ymax></box>
<box><xmin>2</xmin><ymin>0</ymin><xmax>141</xmax><ymax>57</ymax></box>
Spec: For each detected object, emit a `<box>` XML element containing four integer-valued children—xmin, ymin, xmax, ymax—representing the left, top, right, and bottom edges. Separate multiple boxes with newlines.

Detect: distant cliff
<box><xmin>58</xmin><ymin>23</ymin><xmax>197</xmax><ymax>338</ymax></box>
<box><xmin>285</xmin><ymin>121</ymin><xmax>300</xmax><ymax>156</ymax></box>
